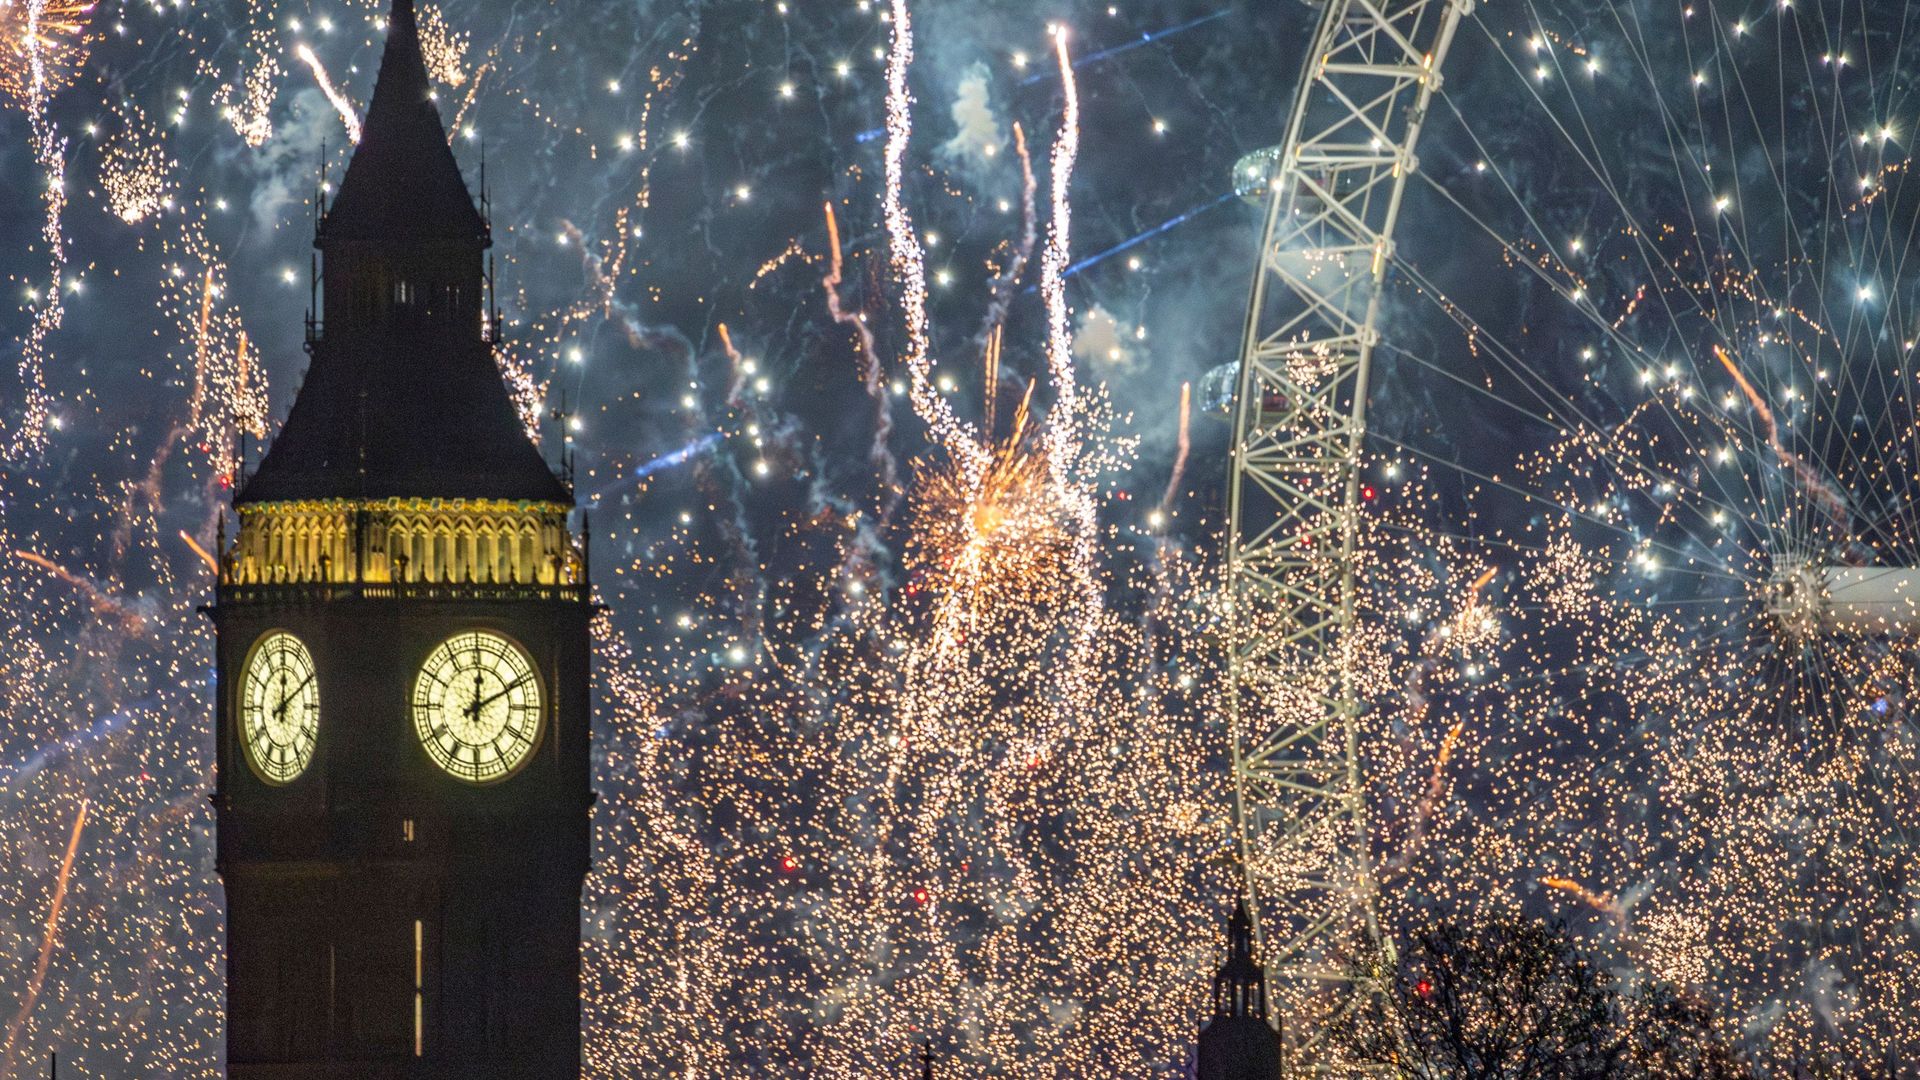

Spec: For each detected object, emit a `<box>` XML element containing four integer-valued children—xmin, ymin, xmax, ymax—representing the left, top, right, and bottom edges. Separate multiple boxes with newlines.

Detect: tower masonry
<box><xmin>208</xmin><ymin>2</ymin><xmax>591</xmax><ymax>1074</ymax></box>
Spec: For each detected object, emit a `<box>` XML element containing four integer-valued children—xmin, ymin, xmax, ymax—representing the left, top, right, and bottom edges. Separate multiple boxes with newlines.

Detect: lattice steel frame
<box><xmin>1225</xmin><ymin>0</ymin><xmax>1469</xmax><ymax>1052</ymax></box>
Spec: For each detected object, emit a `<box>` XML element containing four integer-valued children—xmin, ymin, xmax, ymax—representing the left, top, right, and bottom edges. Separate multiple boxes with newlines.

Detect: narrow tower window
<box><xmin>413</xmin><ymin>918</ymin><xmax>424</xmax><ymax>1056</ymax></box>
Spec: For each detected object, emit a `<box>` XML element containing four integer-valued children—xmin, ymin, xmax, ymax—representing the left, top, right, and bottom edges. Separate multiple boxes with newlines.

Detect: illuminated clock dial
<box><xmin>240</xmin><ymin>631</ymin><xmax>320</xmax><ymax>784</ymax></box>
<box><xmin>412</xmin><ymin>631</ymin><xmax>542</xmax><ymax>784</ymax></box>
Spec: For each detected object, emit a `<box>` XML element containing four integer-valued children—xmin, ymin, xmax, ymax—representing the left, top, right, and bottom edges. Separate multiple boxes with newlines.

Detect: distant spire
<box><xmin>1227</xmin><ymin>899</ymin><xmax>1255</xmax><ymax>968</ymax></box>
<box><xmin>920</xmin><ymin>1043</ymin><xmax>934</xmax><ymax>1080</ymax></box>
<box><xmin>1213</xmin><ymin>898</ymin><xmax>1267</xmax><ymax>1020</ymax></box>
<box><xmin>1195</xmin><ymin>897</ymin><xmax>1284</xmax><ymax>1080</ymax></box>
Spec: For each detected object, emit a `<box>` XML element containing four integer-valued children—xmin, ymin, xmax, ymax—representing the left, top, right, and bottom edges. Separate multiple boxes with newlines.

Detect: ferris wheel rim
<box><xmin>1224</xmin><ymin>0</ymin><xmax>1472</xmax><ymax>1046</ymax></box>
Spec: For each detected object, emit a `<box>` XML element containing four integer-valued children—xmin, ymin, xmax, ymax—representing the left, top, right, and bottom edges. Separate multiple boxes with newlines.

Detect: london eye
<box><xmin>1228</xmin><ymin>0</ymin><xmax>1920</xmax><ymax>1067</ymax></box>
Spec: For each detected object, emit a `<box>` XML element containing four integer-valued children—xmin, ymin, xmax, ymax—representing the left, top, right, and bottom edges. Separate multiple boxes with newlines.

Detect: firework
<box><xmin>296</xmin><ymin>43</ymin><xmax>362</xmax><ymax>144</ymax></box>
<box><xmin>1313</xmin><ymin>0</ymin><xmax>1920</xmax><ymax>1066</ymax></box>
<box><xmin>0</xmin><ymin>0</ymin><xmax>90</xmax><ymax>104</ymax></box>
<box><xmin>0</xmin><ymin>799</ymin><xmax>86</xmax><ymax>1078</ymax></box>
<box><xmin>417</xmin><ymin>2</ymin><xmax>470</xmax><ymax>88</ymax></box>
<box><xmin>100</xmin><ymin>104</ymin><xmax>169</xmax><ymax>224</ymax></box>
<box><xmin>0</xmin><ymin>0</ymin><xmax>1239</xmax><ymax>1075</ymax></box>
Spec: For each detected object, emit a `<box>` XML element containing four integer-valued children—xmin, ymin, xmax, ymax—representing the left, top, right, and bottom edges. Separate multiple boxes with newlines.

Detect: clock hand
<box><xmin>464</xmin><ymin>667</ymin><xmax>487</xmax><ymax>721</ymax></box>
<box><xmin>272</xmin><ymin>671</ymin><xmax>317</xmax><ymax>719</ymax></box>
<box><xmin>467</xmin><ymin>673</ymin><xmax>532</xmax><ymax>716</ymax></box>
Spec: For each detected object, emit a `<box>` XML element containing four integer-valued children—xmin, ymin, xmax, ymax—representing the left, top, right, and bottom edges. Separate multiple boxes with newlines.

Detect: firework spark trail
<box><xmin>1</xmin><ymin>0</ymin><xmax>90</xmax><ymax>103</ymax></box>
<box><xmin>564</xmin><ymin>218</ymin><xmax>620</xmax><ymax>320</ymax></box>
<box><xmin>211</xmin><ymin>1</ymin><xmax>280</xmax><ymax>148</ymax></box>
<box><xmin>190</xmin><ymin>269</ymin><xmax>215</xmax><ymax>426</ymax></box>
<box><xmin>12</xmin><ymin>550</ymin><xmax>145</xmax><ymax>631</ymax></box>
<box><xmin>126</xmin><ymin>417</ymin><xmax>187</xmax><ymax>561</ymax></box>
<box><xmin>716</xmin><ymin>322</ymin><xmax>754</xmax><ymax>408</ymax></box>
<box><xmin>5</xmin><ymin>0</ymin><xmax>74</xmax><ymax>461</ymax></box>
<box><xmin>225</xmin><ymin>53</ymin><xmax>278</xmax><ymax>148</ymax></box>
<box><xmin>0</xmin><ymin>798</ymin><xmax>89</xmax><ymax>1077</ymax></box>
<box><xmin>750</xmin><ymin>240</ymin><xmax>808</xmax><ymax>285</ymax></box>
<box><xmin>882</xmin><ymin>0</ymin><xmax>984</xmax><ymax>480</ymax></box>
<box><xmin>417</xmin><ymin>2</ymin><xmax>470</xmax><ymax>87</ymax></box>
<box><xmin>1385</xmin><ymin>719</ymin><xmax>1464</xmax><ymax>871</ymax></box>
<box><xmin>1381</xmin><ymin>565</ymin><xmax>1495</xmax><ymax>879</ymax></box>
<box><xmin>711</xmin><ymin>321</ymin><xmax>828</xmax><ymax>639</ymax></box>
<box><xmin>882</xmin><ymin>0</ymin><xmax>989</xmax><ymax>662</ymax></box>
<box><xmin>1033</xmin><ymin>27</ymin><xmax>1105</xmax><ymax>748</ymax></box>
<box><xmin>1016</xmin><ymin>9</ymin><xmax>1229</xmax><ymax>86</ymax></box>
<box><xmin>779</xmin><ymin>208</ymin><xmax>898</xmax><ymax>633</ymax></box>
<box><xmin>447</xmin><ymin>60</ymin><xmax>489</xmax><ymax>142</ymax></box>
<box><xmin>295</xmin><ymin>43</ymin><xmax>362</xmax><ymax>144</ymax></box>
<box><xmin>234</xmin><ymin>330</ymin><xmax>265</xmax><ymax>443</ymax></box>
<box><xmin>100</xmin><ymin>102</ymin><xmax>168</xmax><ymax>224</ymax></box>
<box><xmin>151</xmin><ymin>220</ymin><xmax>269</xmax><ymax>501</ymax></box>
<box><xmin>1712</xmin><ymin>344</ymin><xmax>1850</xmax><ymax>533</ymax></box>
<box><xmin>178</xmin><ymin>530</ymin><xmax>217</xmax><ymax>574</ymax></box>
<box><xmin>821</xmin><ymin>202</ymin><xmax>903</xmax><ymax>521</ymax></box>
<box><xmin>972</xmin><ymin>122</ymin><xmax>1039</xmax><ymax>351</ymax></box>
<box><xmin>1038</xmin><ymin>29</ymin><xmax>1083</xmax><ymax>496</ymax></box>
<box><xmin>1541</xmin><ymin>875</ymin><xmax>1627</xmax><ymax>928</ymax></box>
<box><xmin>1153</xmin><ymin>382</ymin><xmax>1191</xmax><ymax>520</ymax></box>
<box><xmin>983</xmin><ymin>325</ymin><xmax>1002</xmax><ymax>436</ymax></box>
<box><xmin>1142</xmin><ymin>383</ymin><xmax>1195</xmax><ymax>667</ymax></box>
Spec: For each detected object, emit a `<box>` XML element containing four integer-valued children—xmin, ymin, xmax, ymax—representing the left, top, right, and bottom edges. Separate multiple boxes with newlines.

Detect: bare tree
<box><xmin>1331</xmin><ymin>916</ymin><xmax>1747</xmax><ymax>1079</ymax></box>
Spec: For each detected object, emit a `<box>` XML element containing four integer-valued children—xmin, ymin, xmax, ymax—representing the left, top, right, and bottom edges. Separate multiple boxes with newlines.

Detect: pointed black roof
<box><xmin>237</xmin><ymin>0</ymin><xmax>567</xmax><ymax>506</ymax></box>
<box><xmin>319</xmin><ymin>0</ymin><xmax>487</xmax><ymax>246</ymax></box>
<box><xmin>236</xmin><ymin>332</ymin><xmax>570</xmax><ymax>504</ymax></box>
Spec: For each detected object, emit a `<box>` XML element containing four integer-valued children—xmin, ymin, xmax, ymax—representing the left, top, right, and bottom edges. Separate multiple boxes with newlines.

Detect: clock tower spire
<box><xmin>210</xmin><ymin>1</ymin><xmax>592</xmax><ymax>1075</ymax></box>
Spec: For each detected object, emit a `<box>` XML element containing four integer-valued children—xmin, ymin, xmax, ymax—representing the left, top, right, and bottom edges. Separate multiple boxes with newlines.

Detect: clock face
<box><xmin>411</xmin><ymin>631</ymin><xmax>542</xmax><ymax>784</ymax></box>
<box><xmin>240</xmin><ymin>631</ymin><xmax>321</xmax><ymax>785</ymax></box>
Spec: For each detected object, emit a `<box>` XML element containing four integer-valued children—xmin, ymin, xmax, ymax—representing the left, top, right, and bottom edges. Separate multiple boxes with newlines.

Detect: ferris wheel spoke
<box><xmin>1451</xmin><ymin>11</ymin><xmax>1920</xmax><ymax>582</ymax></box>
<box><xmin>1406</xmin><ymin>139</ymin><xmax>1786</xmax><ymax>530</ymax></box>
<box><xmin>1434</xmin><ymin>23</ymin><xmax>1828</xmax><ymax>541</ymax></box>
<box><xmin>1386</xmin><ymin>251</ymin><xmax>1778</xmax><ymax>541</ymax></box>
<box><xmin>1381</xmin><ymin>524</ymin><xmax>1751</xmax><ymax>586</ymax></box>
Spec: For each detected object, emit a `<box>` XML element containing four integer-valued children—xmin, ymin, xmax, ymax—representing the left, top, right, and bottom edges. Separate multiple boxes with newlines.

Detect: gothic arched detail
<box><xmin>226</xmin><ymin>497</ymin><xmax>582</xmax><ymax>591</ymax></box>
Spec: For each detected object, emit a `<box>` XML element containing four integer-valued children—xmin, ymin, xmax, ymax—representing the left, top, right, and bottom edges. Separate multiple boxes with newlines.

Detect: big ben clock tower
<box><xmin>208</xmin><ymin>1</ymin><xmax>591</xmax><ymax>1075</ymax></box>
